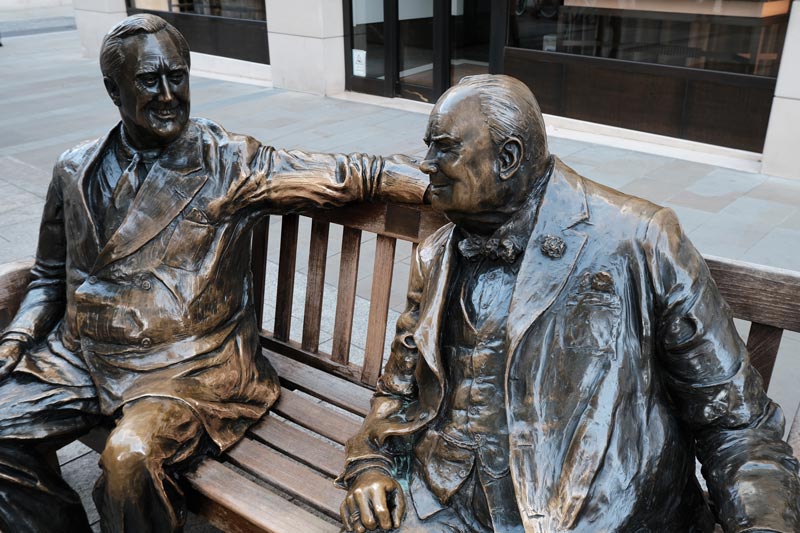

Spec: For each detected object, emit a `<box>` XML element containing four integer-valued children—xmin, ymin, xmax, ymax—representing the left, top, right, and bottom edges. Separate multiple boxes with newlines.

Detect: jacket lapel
<box><xmin>94</xmin><ymin>122</ymin><xmax>205</xmax><ymax>270</ymax></box>
<box><xmin>74</xmin><ymin>129</ymin><xmax>115</xmax><ymax>259</ymax></box>
<box><xmin>413</xmin><ymin>224</ymin><xmax>456</xmax><ymax>381</ymax></box>
<box><xmin>506</xmin><ymin>159</ymin><xmax>589</xmax><ymax>358</ymax></box>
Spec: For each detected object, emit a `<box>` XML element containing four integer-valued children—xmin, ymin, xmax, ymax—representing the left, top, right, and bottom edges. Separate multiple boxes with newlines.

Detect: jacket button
<box><xmin>141</xmin><ymin>338</ymin><xmax>152</xmax><ymax>348</ymax></box>
<box><xmin>88</xmin><ymin>276</ymin><xmax>97</xmax><ymax>284</ymax></box>
<box><xmin>419</xmin><ymin>412</ymin><xmax>428</xmax><ymax>421</ymax></box>
<box><xmin>458</xmin><ymin>469</ymin><xmax>468</xmax><ymax>478</ymax></box>
<box><xmin>141</xmin><ymin>280</ymin><xmax>151</xmax><ymax>290</ymax></box>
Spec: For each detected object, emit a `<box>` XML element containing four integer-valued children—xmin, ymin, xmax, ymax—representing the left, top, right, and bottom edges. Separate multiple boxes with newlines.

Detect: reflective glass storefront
<box><xmin>503</xmin><ymin>0</ymin><xmax>791</xmax><ymax>151</ymax></box>
<box><xmin>346</xmin><ymin>0</ymin><xmax>494</xmax><ymax>102</ymax></box>
<box><xmin>510</xmin><ymin>0</ymin><xmax>788</xmax><ymax>77</ymax></box>
<box><xmin>127</xmin><ymin>0</ymin><xmax>269</xmax><ymax>63</ymax></box>
<box><xmin>344</xmin><ymin>0</ymin><xmax>792</xmax><ymax>152</ymax></box>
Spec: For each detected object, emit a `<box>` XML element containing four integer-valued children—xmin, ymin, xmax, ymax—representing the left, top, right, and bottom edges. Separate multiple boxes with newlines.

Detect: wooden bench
<box><xmin>1</xmin><ymin>201</ymin><xmax>800</xmax><ymax>532</ymax></box>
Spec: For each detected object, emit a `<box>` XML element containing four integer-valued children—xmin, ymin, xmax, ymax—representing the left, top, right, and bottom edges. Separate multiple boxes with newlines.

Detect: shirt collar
<box><xmin>117</xmin><ymin>126</ymin><xmax>162</xmax><ymax>166</ymax></box>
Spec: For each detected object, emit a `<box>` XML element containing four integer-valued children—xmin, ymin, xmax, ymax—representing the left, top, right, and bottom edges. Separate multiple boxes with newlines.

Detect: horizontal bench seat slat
<box><xmin>272</xmin><ymin>387</ymin><xmax>363</xmax><ymax>445</ymax></box>
<box><xmin>266</xmin><ymin>350</ymin><xmax>373</xmax><ymax>416</ymax></box>
<box><xmin>185</xmin><ymin>460</ymin><xmax>337</xmax><ymax>533</ymax></box>
<box><xmin>249</xmin><ymin>415</ymin><xmax>345</xmax><ymax>478</ymax></box>
<box><xmin>226</xmin><ymin>438</ymin><xmax>342</xmax><ymax>520</ymax></box>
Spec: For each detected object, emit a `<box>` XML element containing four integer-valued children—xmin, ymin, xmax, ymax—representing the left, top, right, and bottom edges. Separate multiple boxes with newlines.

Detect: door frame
<box><xmin>343</xmin><ymin>0</ymin><xmax>508</xmax><ymax>102</ymax></box>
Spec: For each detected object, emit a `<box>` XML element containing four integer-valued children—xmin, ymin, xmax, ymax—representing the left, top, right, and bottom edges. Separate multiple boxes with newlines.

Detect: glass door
<box><xmin>345</xmin><ymin>0</ymin><xmax>500</xmax><ymax>103</ymax></box>
<box><xmin>396</xmin><ymin>0</ymin><xmax>435</xmax><ymax>101</ymax></box>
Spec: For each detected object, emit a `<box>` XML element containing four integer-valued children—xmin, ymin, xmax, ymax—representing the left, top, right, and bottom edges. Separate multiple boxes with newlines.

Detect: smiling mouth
<box><xmin>152</xmin><ymin>108</ymin><xmax>179</xmax><ymax>120</ymax></box>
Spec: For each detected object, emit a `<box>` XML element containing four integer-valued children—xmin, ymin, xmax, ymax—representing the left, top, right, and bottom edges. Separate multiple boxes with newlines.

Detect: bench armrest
<box><xmin>0</xmin><ymin>260</ymin><xmax>33</xmax><ymax>332</ymax></box>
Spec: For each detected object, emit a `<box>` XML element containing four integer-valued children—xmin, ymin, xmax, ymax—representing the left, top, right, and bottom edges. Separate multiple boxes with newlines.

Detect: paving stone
<box><xmin>747</xmin><ymin>177</ymin><xmax>800</xmax><ymax>207</ymax></box>
<box><xmin>60</xmin><ymin>448</ymin><xmax>101</xmax><ymax>526</ymax></box>
<box><xmin>741</xmin><ymin>227</ymin><xmax>800</xmax><ymax>271</ymax></box>
<box><xmin>57</xmin><ymin>440</ymin><xmax>94</xmax><ymax>465</ymax></box>
<box><xmin>643</xmin><ymin>157</ymin><xmax>716</xmax><ymax>185</ymax></box>
<box><xmin>620</xmin><ymin>177</ymin><xmax>684</xmax><ymax>204</ymax></box>
<box><xmin>685</xmin><ymin>213</ymin><xmax>771</xmax><ymax>259</ymax></box>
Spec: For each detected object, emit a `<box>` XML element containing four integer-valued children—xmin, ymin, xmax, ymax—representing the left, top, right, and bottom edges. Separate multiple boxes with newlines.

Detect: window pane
<box><xmin>509</xmin><ymin>0</ymin><xmax>790</xmax><ymax>77</ymax></box>
<box><xmin>451</xmin><ymin>0</ymin><xmax>491</xmax><ymax>85</ymax></box>
<box><xmin>398</xmin><ymin>0</ymin><xmax>434</xmax><ymax>89</ymax></box>
<box><xmin>131</xmin><ymin>0</ymin><xmax>266</xmax><ymax>20</ymax></box>
<box><xmin>352</xmin><ymin>0</ymin><xmax>385</xmax><ymax>79</ymax></box>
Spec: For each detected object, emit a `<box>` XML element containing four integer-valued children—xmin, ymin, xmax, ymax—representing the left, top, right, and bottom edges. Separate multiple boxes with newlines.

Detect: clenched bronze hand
<box><xmin>340</xmin><ymin>469</ymin><xmax>405</xmax><ymax>532</ymax></box>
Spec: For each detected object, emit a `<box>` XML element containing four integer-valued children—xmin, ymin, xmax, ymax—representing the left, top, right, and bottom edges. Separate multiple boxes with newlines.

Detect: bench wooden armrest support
<box><xmin>1</xmin><ymin>203</ymin><xmax>800</xmax><ymax>532</ymax></box>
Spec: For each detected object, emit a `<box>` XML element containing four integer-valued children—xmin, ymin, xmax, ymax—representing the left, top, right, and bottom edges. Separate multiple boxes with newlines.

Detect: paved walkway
<box><xmin>2</xmin><ymin>26</ymin><xmax>800</xmax><ymax>532</ymax></box>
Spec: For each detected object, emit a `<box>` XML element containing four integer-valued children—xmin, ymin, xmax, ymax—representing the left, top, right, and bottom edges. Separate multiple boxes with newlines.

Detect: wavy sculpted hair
<box><xmin>100</xmin><ymin>14</ymin><xmax>190</xmax><ymax>82</ymax></box>
<box><xmin>455</xmin><ymin>74</ymin><xmax>549</xmax><ymax>167</ymax></box>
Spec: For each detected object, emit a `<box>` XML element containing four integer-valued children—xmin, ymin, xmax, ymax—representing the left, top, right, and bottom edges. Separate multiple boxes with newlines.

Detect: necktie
<box><xmin>104</xmin><ymin>152</ymin><xmax>141</xmax><ymax>241</ymax></box>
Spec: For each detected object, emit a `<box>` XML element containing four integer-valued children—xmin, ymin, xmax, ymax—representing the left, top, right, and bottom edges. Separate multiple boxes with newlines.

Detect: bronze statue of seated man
<box><xmin>0</xmin><ymin>14</ymin><xmax>427</xmax><ymax>533</ymax></box>
<box><xmin>338</xmin><ymin>75</ymin><xmax>800</xmax><ymax>533</ymax></box>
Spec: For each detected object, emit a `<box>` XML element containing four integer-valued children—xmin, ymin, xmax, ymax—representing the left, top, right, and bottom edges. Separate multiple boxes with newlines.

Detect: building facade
<box><xmin>74</xmin><ymin>0</ymin><xmax>799</xmax><ymax>178</ymax></box>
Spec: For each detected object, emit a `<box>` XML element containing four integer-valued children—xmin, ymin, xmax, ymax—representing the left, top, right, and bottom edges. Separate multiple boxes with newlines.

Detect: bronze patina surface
<box><xmin>338</xmin><ymin>75</ymin><xmax>800</xmax><ymax>532</ymax></box>
<box><xmin>0</xmin><ymin>14</ymin><xmax>427</xmax><ymax>533</ymax></box>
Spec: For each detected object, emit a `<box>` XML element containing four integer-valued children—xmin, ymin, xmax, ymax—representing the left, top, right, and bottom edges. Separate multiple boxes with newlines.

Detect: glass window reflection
<box><xmin>509</xmin><ymin>0</ymin><xmax>789</xmax><ymax>78</ymax></box>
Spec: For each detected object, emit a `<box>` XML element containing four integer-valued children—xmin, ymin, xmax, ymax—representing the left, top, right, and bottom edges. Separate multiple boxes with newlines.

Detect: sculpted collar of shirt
<box><xmin>117</xmin><ymin>126</ymin><xmax>162</xmax><ymax>172</ymax></box>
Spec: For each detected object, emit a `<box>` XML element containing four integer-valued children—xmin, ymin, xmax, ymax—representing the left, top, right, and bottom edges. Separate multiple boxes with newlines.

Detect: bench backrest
<box><xmin>251</xmin><ymin>204</ymin><xmax>800</xmax><ymax>392</ymax></box>
<box><xmin>250</xmin><ymin>203</ymin><xmax>449</xmax><ymax>387</ymax></box>
<box><xmin>0</xmin><ymin>204</ymin><xmax>798</xmax><ymax>435</ymax></box>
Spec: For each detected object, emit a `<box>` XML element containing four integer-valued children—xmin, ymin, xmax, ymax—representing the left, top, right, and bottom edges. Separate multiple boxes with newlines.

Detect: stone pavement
<box><xmin>2</xmin><ymin>26</ymin><xmax>800</xmax><ymax>532</ymax></box>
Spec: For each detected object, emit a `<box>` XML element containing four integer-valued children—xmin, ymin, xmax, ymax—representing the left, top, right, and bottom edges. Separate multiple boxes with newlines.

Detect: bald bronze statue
<box><xmin>0</xmin><ymin>14</ymin><xmax>427</xmax><ymax>533</ymax></box>
<box><xmin>337</xmin><ymin>75</ymin><xmax>800</xmax><ymax>532</ymax></box>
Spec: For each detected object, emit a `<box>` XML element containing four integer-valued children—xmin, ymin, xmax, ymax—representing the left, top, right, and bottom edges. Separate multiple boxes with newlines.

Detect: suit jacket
<box><xmin>3</xmin><ymin>118</ymin><xmax>427</xmax><ymax>450</ymax></box>
<box><xmin>341</xmin><ymin>159</ymin><xmax>800</xmax><ymax>532</ymax></box>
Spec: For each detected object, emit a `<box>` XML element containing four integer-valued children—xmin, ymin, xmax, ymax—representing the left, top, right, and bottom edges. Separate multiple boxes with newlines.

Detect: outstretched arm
<box><xmin>645</xmin><ymin>207</ymin><xmax>800</xmax><ymax>533</ymax></box>
<box><xmin>209</xmin><ymin>139</ymin><xmax>429</xmax><ymax>219</ymax></box>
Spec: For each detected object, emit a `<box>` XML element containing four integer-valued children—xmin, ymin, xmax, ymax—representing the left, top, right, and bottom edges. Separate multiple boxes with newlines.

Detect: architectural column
<box><xmin>265</xmin><ymin>0</ymin><xmax>345</xmax><ymax>95</ymax></box>
<box><xmin>762</xmin><ymin>0</ymin><xmax>800</xmax><ymax>179</ymax></box>
<box><xmin>73</xmin><ymin>0</ymin><xmax>127</xmax><ymax>57</ymax></box>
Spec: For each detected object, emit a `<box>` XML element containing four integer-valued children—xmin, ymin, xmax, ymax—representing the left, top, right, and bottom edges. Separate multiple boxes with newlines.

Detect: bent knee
<box><xmin>100</xmin><ymin>427</ymin><xmax>156</xmax><ymax>481</ymax></box>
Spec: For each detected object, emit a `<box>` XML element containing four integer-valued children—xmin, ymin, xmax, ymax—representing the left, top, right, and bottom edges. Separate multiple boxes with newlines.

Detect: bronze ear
<box><xmin>499</xmin><ymin>137</ymin><xmax>523</xmax><ymax>181</ymax></box>
<box><xmin>104</xmin><ymin>76</ymin><xmax>121</xmax><ymax>107</ymax></box>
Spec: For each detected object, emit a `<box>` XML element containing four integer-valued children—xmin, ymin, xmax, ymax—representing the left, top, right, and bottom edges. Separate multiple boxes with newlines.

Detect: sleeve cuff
<box><xmin>335</xmin><ymin>457</ymin><xmax>395</xmax><ymax>489</ymax></box>
<box><xmin>1</xmin><ymin>331</ymin><xmax>33</xmax><ymax>347</ymax></box>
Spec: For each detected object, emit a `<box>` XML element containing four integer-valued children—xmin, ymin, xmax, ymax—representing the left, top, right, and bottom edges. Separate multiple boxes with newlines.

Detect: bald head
<box><xmin>439</xmin><ymin>75</ymin><xmax>550</xmax><ymax>175</ymax></box>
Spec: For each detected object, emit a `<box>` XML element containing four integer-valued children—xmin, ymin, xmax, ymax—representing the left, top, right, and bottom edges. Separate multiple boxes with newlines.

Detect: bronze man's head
<box><xmin>421</xmin><ymin>74</ymin><xmax>550</xmax><ymax>234</ymax></box>
<box><xmin>101</xmin><ymin>14</ymin><xmax>191</xmax><ymax>149</ymax></box>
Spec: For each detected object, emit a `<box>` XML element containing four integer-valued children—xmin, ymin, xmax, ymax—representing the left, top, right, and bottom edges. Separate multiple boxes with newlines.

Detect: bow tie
<box><xmin>458</xmin><ymin>234</ymin><xmax>523</xmax><ymax>263</ymax></box>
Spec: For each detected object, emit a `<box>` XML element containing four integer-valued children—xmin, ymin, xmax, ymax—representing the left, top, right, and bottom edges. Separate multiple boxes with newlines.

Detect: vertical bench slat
<box><xmin>302</xmin><ymin>220</ymin><xmax>330</xmax><ymax>353</ymax></box>
<box><xmin>274</xmin><ymin>215</ymin><xmax>299</xmax><ymax>341</ymax></box>
<box><xmin>746</xmin><ymin>322</ymin><xmax>784</xmax><ymax>388</ymax></box>
<box><xmin>361</xmin><ymin>235</ymin><xmax>397</xmax><ymax>386</ymax></box>
<box><xmin>331</xmin><ymin>227</ymin><xmax>362</xmax><ymax>363</ymax></box>
<box><xmin>250</xmin><ymin>218</ymin><xmax>270</xmax><ymax>329</ymax></box>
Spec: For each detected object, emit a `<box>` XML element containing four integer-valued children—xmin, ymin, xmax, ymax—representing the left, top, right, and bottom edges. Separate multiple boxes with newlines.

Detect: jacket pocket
<box><xmin>162</xmin><ymin>217</ymin><xmax>214</xmax><ymax>271</ymax></box>
<box><xmin>564</xmin><ymin>291</ymin><xmax>621</xmax><ymax>356</ymax></box>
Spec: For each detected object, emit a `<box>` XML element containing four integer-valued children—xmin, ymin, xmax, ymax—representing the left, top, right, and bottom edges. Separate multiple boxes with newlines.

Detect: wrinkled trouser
<box><xmin>0</xmin><ymin>368</ymin><xmax>207</xmax><ymax>533</ymax></box>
